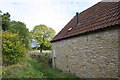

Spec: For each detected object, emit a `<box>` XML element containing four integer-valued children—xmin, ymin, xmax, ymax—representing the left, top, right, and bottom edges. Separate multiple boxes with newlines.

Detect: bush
<box><xmin>2</xmin><ymin>30</ymin><xmax>27</xmax><ymax>65</ymax></box>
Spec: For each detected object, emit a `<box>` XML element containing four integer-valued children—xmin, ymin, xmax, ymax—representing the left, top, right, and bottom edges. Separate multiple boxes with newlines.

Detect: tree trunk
<box><xmin>40</xmin><ymin>44</ymin><xmax>43</xmax><ymax>53</ymax></box>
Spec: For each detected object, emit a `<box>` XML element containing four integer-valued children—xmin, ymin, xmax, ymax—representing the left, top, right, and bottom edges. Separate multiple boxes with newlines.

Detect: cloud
<box><xmin>0</xmin><ymin>0</ymin><xmax>101</xmax><ymax>34</ymax></box>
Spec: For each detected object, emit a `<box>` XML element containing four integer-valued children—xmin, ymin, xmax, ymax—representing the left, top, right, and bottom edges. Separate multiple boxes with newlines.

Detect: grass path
<box><xmin>2</xmin><ymin>51</ymin><xmax>77</xmax><ymax>78</ymax></box>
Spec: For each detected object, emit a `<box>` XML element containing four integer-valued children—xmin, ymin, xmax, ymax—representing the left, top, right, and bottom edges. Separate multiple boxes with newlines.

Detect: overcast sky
<box><xmin>0</xmin><ymin>0</ymin><xmax>102</xmax><ymax>34</ymax></box>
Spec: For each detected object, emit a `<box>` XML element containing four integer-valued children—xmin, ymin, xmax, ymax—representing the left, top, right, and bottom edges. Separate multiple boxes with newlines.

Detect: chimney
<box><xmin>76</xmin><ymin>12</ymin><xmax>79</xmax><ymax>25</ymax></box>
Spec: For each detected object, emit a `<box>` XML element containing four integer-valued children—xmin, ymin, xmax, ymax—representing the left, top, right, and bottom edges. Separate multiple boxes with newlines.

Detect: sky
<box><xmin>0</xmin><ymin>0</ymin><xmax>102</xmax><ymax>34</ymax></box>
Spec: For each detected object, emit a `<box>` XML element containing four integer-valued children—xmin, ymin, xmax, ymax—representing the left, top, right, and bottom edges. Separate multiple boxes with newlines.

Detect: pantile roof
<box><xmin>51</xmin><ymin>2</ymin><xmax>120</xmax><ymax>42</ymax></box>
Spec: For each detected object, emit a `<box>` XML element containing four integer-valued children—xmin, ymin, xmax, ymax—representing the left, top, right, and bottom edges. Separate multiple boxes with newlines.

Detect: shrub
<box><xmin>2</xmin><ymin>30</ymin><xmax>27</xmax><ymax>65</ymax></box>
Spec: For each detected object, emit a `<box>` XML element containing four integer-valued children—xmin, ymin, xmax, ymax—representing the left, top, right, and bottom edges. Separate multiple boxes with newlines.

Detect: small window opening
<box><xmin>68</xmin><ymin>28</ymin><xmax>72</xmax><ymax>31</ymax></box>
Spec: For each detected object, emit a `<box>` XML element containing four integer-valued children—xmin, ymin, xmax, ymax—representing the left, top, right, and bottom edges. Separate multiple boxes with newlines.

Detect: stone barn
<box><xmin>51</xmin><ymin>2</ymin><xmax>120</xmax><ymax>78</ymax></box>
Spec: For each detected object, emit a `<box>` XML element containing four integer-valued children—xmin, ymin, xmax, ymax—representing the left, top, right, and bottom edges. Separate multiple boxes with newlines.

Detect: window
<box><xmin>68</xmin><ymin>28</ymin><xmax>72</xmax><ymax>31</ymax></box>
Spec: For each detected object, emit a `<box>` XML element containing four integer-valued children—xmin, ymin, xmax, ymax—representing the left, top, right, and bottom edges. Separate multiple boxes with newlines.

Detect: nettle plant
<box><xmin>2</xmin><ymin>30</ymin><xmax>27</xmax><ymax>65</ymax></box>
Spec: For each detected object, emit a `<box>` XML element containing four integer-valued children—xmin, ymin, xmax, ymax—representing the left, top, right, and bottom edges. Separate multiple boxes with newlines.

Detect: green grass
<box><xmin>2</xmin><ymin>53</ymin><xmax>77</xmax><ymax>78</ymax></box>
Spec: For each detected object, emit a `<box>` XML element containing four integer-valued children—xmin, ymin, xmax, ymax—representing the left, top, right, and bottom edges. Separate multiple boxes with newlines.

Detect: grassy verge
<box><xmin>2</xmin><ymin>52</ymin><xmax>77</xmax><ymax>78</ymax></box>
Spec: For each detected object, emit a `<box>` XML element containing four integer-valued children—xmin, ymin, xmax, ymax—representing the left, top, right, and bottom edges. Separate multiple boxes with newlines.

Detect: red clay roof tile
<box><xmin>51</xmin><ymin>2</ymin><xmax>120</xmax><ymax>42</ymax></box>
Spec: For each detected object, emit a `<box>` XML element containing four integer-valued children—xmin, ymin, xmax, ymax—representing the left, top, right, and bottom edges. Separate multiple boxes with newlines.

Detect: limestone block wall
<box><xmin>52</xmin><ymin>27</ymin><xmax>119</xmax><ymax>78</ymax></box>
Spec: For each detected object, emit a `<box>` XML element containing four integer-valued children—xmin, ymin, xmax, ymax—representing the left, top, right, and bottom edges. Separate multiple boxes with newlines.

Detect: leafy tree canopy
<box><xmin>8</xmin><ymin>21</ymin><xmax>30</xmax><ymax>48</ymax></box>
<box><xmin>1</xmin><ymin>11</ymin><xmax>30</xmax><ymax>49</ymax></box>
<box><xmin>31</xmin><ymin>25</ymin><xmax>55</xmax><ymax>53</ymax></box>
<box><xmin>1</xmin><ymin>12</ymin><xmax>10</xmax><ymax>31</ymax></box>
<box><xmin>2</xmin><ymin>30</ymin><xmax>26</xmax><ymax>65</ymax></box>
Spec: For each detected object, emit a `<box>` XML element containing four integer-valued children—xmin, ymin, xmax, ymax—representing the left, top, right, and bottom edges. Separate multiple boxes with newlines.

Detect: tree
<box><xmin>8</xmin><ymin>21</ymin><xmax>30</xmax><ymax>49</ymax></box>
<box><xmin>2</xmin><ymin>30</ymin><xmax>26</xmax><ymax>65</ymax></box>
<box><xmin>0</xmin><ymin>10</ymin><xmax>2</xmax><ymax>31</ymax></box>
<box><xmin>1</xmin><ymin>11</ymin><xmax>30</xmax><ymax>49</ymax></box>
<box><xmin>1</xmin><ymin>12</ymin><xmax>10</xmax><ymax>31</ymax></box>
<box><xmin>31</xmin><ymin>25</ymin><xmax>55</xmax><ymax>53</ymax></box>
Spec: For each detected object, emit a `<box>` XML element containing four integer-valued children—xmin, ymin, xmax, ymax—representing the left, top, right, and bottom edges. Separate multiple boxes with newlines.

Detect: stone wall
<box><xmin>52</xmin><ymin>27</ymin><xmax>120</xmax><ymax>78</ymax></box>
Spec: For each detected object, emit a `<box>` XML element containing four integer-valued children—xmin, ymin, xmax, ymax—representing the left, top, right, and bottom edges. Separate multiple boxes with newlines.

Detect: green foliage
<box><xmin>1</xmin><ymin>12</ymin><xmax>10</xmax><ymax>31</ymax></box>
<box><xmin>9</xmin><ymin>21</ymin><xmax>30</xmax><ymax>49</ymax></box>
<box><xmin>0</xmin><ymin>11</ymin><xmax>2</xmax><ymax>30</ymax></box>
<box><xmin>31</xmin><ymin>25</ymin><xmax>55</xmax><ymax>52</ymax></box>
<box><xmin>1</xmin><ymin>11</ymin><xmax>30</xmax><ymax>49</ymax></box>
<box><xmin>2</xmin><ymin>54</ymin><xmax>77</xmax><ymax>78</ymax></box>
<box><xmin>2</xmin><ymin>31</ymin><xmax>26</xmax><ymax>65</ymax></box>
<box><xmin>30</xmin><ymin>52</ymin><xmax>52</xmax><ymax>67</ymax></box>
<box><xmin>42</xmin><ymin>44</ymin><xmax>52</xmax><ymax>50</ymax></box>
